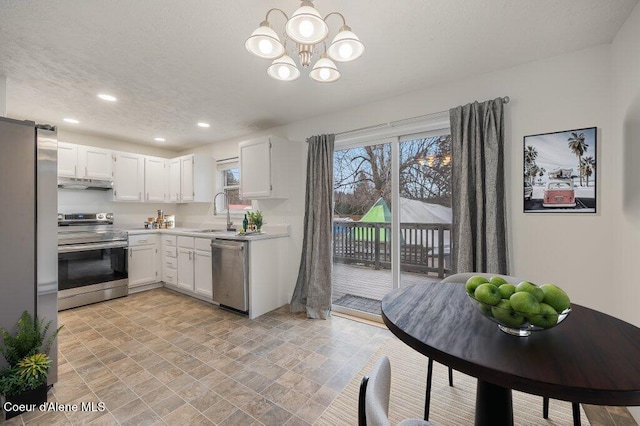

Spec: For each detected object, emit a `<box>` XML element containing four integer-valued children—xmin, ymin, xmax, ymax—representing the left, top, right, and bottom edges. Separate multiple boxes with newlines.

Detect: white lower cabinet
<box><xmin>175</xmin><ymin>236</ymin><xmax>212</xmax><ymax>298</ymax></box>
<box><xmin>177</xmin><ymin>238</ymin><xmax>194</xmax><ymax>291</ymax></box>
<box><xmin>130</xmin><ymin>231</ymin><xmax>293</xmax><ymax>318</ymax></box>
<box><xmin>194</xmin><ymin>238</ymin><xmax>213</xmax><ymax>298</ymax></box>
<box><xmin>161</xmin><ymin>235</ymin><xmax>178</xmax><ymax>285</ymax></box>
<box><xmin>128</xmin><ymin>234</ymin><xmax>159</xmax><ymax>289</ymax></box>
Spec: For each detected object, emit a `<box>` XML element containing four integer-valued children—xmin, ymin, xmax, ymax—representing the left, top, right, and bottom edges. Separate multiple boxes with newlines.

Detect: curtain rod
<box><xmin>334</xmin><ymin>96</ymin><xmax>510</xmax><ymax>137</ymax></box>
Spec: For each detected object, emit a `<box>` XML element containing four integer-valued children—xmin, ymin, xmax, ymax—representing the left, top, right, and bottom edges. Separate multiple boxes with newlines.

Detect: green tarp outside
<box><xmin>355</xmin><ymin>197</ymin><xmax>391</xmax><ymax>242</ymax></box>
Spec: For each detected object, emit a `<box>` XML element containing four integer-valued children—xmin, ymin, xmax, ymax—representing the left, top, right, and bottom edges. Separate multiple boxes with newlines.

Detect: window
<box><xmin>216</xmin><ymin>158</ymin><xmax>251</xmax><ymax>214</ymax></box>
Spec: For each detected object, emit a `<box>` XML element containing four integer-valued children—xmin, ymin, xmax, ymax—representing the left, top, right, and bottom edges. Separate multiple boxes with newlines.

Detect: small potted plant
<box><xmin>247</xmin><ymin>211</ymin><xmax>264</xmax><ymax>232</ymax></box>
<box><xmin>0</xmin><ymin>311</ymin><xmax>62</xmax><ymax>420</ymax></box>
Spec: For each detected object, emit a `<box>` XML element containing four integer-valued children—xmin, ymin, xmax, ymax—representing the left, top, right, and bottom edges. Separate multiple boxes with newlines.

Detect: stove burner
<box><xmin>57</xmin><ymin>213</ymin><xmax>127</xmax><ymax>247</ymax></box>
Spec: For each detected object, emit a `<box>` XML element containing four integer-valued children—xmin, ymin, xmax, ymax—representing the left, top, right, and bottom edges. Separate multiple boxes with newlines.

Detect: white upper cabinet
<box><xmin>57</xmin><ymin>142</ymin><xmax>78</xmax><ymax>177</ymax></box>
<box><xmin>81</xmin><ymin>146</ymin><xmax>113</xmax><ymax>179</ymax></box>
<box><xmin>180</xmin><ymin>155</ymin><xmax>195</xmax><ymax>202</ymax></box>
<box><xmin>57</xmin><ymin>142</ymin><xmax>113</xmax><ymax>180</ymax></box>
<box><xmin>239</xmin><ymin>136</ymin><xmax>302</xmax><ymax>199</ymax></box>
<box><xmin>57</xmin><ymin>142</ymin><xmax>214</xmax><ymax>204</ymax></box>
<box><xmin>168</xmin><ymin>158</ymin><xmax>181</xmax><ymax>202</ymax></box>
<box><xmin>144</xmin><ymin>157</ymin><xmax>167</xmax><ymax>202</ymax></box>
<box><xmin>170</xmin><ymin>154</ymin><xmax>214</xmax><ymax>203</ymax></box>
<box><xmin>113</xmin><ymin>152</ymin><xmax>144</xmax><ymax>201</ymax></box>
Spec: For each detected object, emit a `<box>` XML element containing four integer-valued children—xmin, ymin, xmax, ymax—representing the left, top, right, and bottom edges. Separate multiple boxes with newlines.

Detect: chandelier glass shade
<box><xmin>245</xmin><ymin>23</ymin><xmax>285</xmax><ymax>59</ymax></box>
<box><xmin>267</xmin><ymin>54</ymin><xmax>301</xmax><ymax>81</ymax></box>
<box><xmin>245</xmin><ymin>1</ymin><xmax>364</xmax><ymax>82</ymax></box>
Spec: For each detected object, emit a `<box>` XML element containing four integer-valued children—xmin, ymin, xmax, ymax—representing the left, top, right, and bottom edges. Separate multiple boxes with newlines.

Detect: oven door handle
<box><xmin>58</xmin><ymin>241</ymin><xmax>129</xmax><ymax>253</ymax></box>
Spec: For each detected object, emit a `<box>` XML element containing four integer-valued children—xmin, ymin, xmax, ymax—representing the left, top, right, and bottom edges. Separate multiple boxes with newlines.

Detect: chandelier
<box><xmin>245</xmin><ymin>0</ymin><xmax>365</xmax><ymax>83</ymax></box>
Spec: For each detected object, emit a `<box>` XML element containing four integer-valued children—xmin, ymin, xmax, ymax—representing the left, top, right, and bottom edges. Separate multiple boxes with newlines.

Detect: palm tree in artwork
<box><xmin>581</xmin><ymin>156</ymin><xmax>595</xmax><ymax>187</ymax></box>
<box><xmin>524</xmin><ymin>145</ymin><xmax>538</xmax><ymax>184</ymax></box>
<box><xmin>567</xmin><ymin>132</ymin><xmax>588</xmax><ymax>186</ymax></box>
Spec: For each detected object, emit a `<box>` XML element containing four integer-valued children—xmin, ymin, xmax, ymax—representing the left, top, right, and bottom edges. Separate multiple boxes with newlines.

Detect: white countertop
<box><xmin>126</xmin><ymin>227</ymin><xmax>289</xmax><ymax>241</ymax></box>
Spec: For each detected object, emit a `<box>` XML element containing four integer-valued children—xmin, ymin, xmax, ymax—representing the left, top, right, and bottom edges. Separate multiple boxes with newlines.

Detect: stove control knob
<box><xmin>106</xmin><ymin>213</ymin><xmax>113</xmax><ymax>220</ymax></box>
<box><xmin>57</xmin><ymin>213</ymin><xmax>64</xmax><ymax>221</ymax></box>
<box><xmin>97</xmin><ymin>213</ymin><xmax>105</xmax><ymax>220</ymax></box>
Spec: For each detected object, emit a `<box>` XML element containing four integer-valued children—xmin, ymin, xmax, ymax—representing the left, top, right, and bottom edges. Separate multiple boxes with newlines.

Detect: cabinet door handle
<box><xmin>189</xmin><ymin>251</ymin><xmax>192</xmax><ymax>260</ymax></box>
<box><xmin>129</xmin><ymin>250</ymin><xmax>132</xmax><ymax>258</ymax></box>
<box><xmin>74</xmin><ymin>165</ymin><xmax>77</xmax><ymax>177</ymax></box>
<box><xmin>85</xmin><ymin>166</ymin><xmax>88</xmax><ymax>177</ymax></box>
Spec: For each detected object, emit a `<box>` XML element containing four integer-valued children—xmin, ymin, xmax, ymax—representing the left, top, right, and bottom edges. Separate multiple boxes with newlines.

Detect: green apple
<box><xmin>510</xmin><ymin>291</ymin><xmax>541</xmax><ymax>315</ymax></box>
<box><xmin>491</xmin><ymin>299</ymin><xmax>525</xmax><ymax>327</ymax></box>
<box><xmin>516</xmin><ymin>281</ymin><xmax>544</xmax><ymax>302</ymax></box>
<box><xmin>540</xmin><ymin>283</ymin><xmax>571</xmax><ymax>313</ymax></box>
<box><xmin>528</xmin><ymin>302</ymin><xmax>560</xmax><ymax>328</ymax></box>
<box><xmin>465</xmin><ymin>275</ymin><xmax>490</xmax><ymax>296</ymax></box>
<box><xmin>477</xmin><ymin>302</ymin><xmax>493</xmax><ymax>317</ymax></box>
<box><xmin>474</xmin><ymin>283</ymin><xmax>501</xmax><ymax>305</ymax></box>
<box><xmin>489</xmin><ymin>276</ymin><xmax>509</xmax><ymax>286</ymax></box>
<box><xmin>498</xmin><ymin>283</ymin><xmax>516</xmax><ymax>299</ymax></box>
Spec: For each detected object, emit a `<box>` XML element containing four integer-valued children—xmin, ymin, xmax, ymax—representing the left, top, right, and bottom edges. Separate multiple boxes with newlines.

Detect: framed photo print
<box><xmin>523</xmin><ymin>127</ymin><xmax>596</xmax><ymax>213</ymax></box>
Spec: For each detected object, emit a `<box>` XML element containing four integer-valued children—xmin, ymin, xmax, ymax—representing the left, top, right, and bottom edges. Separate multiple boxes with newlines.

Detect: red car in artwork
<box><xmin>543</xmin><ymin>179</ymin><xmax>576</xmax><ymax>208</ymax></box>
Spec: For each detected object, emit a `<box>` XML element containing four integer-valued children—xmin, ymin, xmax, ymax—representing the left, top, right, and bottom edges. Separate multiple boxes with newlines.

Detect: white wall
<box><xmin>0</xmin><ymin>75</ymin><xmax>6</xmax><ymax>116</ymax></box>
<box><xmin>612</xmin><ymin>3</ymin><xmax>640</xmax><ymax>422</ymax></box>
<box><xmin>184</xmin><ymin>44</ymin><xmax>614</xmax><ymax>315</ymax></box>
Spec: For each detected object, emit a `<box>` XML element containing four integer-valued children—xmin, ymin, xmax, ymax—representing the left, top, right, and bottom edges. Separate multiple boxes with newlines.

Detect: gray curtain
<box><xmin>449</xmin><ymin>98</ymin><xmax>508</xmax><ymax>274</ymax></box>
<box><xmin>290</xmin><ymin>134</ymin><xmax>335</xmax><ymax>319</ymax></box>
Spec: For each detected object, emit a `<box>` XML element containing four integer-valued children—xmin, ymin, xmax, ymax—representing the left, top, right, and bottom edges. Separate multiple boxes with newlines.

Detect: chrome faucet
<box><xmin>213</xmin><ymin>192</ymin><xmax>234</xmax><ymax>231</ymax></box>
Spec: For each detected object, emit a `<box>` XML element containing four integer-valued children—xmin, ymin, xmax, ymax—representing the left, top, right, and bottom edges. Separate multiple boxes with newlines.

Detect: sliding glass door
<box><xmin>332</xmin><ymin>141</ymin><xmax>393</xmax><ymax>319</ymax></box>
<box><xmin>331</xmin><ymin>129</ymin><xmax>452</xmax><ymax>320</ymax></box>
<box><xmin>398</xmin><ymin>134</ymin><xmax>453</xmax><ymax>289</ymax></box>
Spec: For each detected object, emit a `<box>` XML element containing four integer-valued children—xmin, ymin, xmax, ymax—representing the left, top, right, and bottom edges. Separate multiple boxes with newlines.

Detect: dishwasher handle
<box><xmin>211</xmin><ymin>242</ymin><xmax>244</xmax><ymax>251</ymax></box>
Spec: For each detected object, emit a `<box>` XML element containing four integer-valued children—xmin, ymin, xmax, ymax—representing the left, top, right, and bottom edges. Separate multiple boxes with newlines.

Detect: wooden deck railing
<box><xmin>332</xmin><ymin>221</ymin><xmax>453</xmax><ymax>277</ymax></box>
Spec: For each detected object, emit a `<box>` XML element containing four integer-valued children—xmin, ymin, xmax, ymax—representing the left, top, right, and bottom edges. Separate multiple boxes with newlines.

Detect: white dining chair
<box><xmin>359</xmin><ymin>355</ymin><xmax>437</xmax><ymax>426</ymax></box>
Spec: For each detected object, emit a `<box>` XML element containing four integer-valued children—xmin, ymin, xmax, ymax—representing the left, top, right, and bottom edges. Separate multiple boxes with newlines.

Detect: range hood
<box><xmin>57</xmin><ymin>177</ymin><xmax>113</xmax><ymax>190</ymax></box>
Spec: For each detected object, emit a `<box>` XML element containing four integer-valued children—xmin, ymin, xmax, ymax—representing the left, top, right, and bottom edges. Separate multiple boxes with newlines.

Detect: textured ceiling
<box><xmin>0</xmin><ymin>0</ymin><xmax>637</xmax><ymax>150</ymax></box>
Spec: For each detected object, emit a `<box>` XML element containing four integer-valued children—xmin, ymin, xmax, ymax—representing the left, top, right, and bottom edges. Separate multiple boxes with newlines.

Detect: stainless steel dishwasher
<box><xmin>211</xmin><ymin>239</ymin><xmax>249</xmax><ymax>314</ymax></box>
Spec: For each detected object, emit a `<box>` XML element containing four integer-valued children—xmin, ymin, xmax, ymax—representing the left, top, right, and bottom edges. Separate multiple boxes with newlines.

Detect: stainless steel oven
<box><xmin>57</xmin><ymin>213</ymin><xmax>129</xmax><ymax>310</ymax></box>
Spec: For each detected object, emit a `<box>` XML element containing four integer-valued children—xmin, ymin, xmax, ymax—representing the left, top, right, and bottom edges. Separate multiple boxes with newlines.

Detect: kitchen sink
<box><xmin>195</xmin><ymin>229</ymin><xmax>237</xmax><ymax>235</ymax></box>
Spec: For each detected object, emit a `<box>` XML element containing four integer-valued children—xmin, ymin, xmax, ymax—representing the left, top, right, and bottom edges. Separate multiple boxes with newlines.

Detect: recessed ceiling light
<box><xmin>98</xmin><ymin>93</ymin><xmax>117</xmax><ymax>102</ymax></box>
<box><xmin>197</xmin><ymin>122</ymin><xmax>210</xmax><ymax>128</ymax></box>
<box><xmin>63</xmin><ymin>118</ymin><xmax>80</xmax><ymax>124</ymax></box>
<box><xmin>154</xmin><ymin>137</ymin><xmax>166</xmax><ymax>142</ymax></box>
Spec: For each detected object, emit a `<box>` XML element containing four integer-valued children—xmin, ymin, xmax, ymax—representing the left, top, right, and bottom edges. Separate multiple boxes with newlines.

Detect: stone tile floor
<box><xmin>1</xmin><ymin>287</ymin><xmax>635</xmax><ymax>425</ymax></box>
<box><xmin>2</xmin><ymin>288</ymin><xmax>391</xmax><ymax>425</ymax></box>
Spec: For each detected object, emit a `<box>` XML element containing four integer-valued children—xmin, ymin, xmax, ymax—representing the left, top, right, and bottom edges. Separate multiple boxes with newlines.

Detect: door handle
<box><xmin>189</xmin><ymin>251</ymin><xmax>192</xmax><ymax>260</ymax></box>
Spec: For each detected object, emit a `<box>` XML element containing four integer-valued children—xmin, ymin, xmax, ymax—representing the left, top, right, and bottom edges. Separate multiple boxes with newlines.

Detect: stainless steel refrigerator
<box><xmin>0</xmin><ymin>116</ymin><xmax>58</xmax><ymax>384</ymax></box>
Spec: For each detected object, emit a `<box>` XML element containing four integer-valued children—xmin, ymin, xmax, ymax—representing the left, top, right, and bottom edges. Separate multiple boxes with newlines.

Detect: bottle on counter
<box><xmin>243</xmin><ymin>214</ymin><xmax>248</xmax><ymax>232</ymax></box>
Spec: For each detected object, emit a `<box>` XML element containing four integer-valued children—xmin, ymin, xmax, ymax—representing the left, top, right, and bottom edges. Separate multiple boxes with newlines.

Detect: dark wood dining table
<box><xmin>381</xmin><ymin>282</ymin><xmax>640</xmax><ymax>426</ymax></box>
